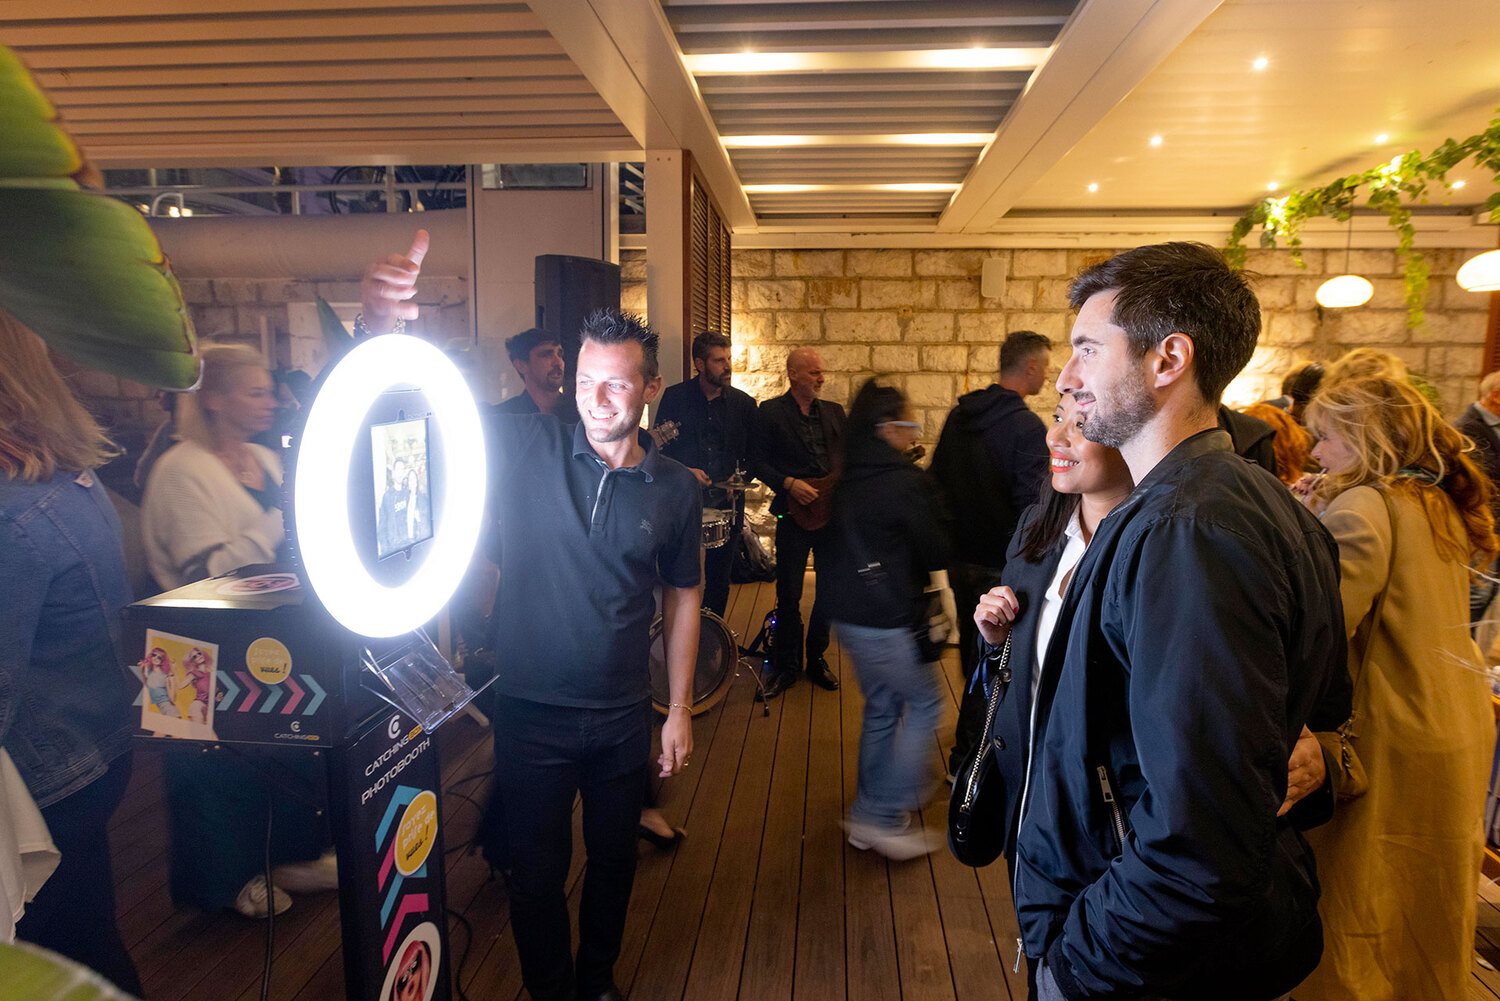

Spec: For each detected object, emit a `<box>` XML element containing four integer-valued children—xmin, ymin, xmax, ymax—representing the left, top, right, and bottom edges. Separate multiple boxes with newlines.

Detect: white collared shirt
<box><xmin>1032</xmin><ymin>509</ymin><xmax>1088</xmax><ymax>707</ymax></box>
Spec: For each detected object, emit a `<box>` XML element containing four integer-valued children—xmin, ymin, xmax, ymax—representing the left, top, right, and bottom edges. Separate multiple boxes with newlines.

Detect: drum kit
<box><xmin>648</xmin><ymin>470</ymin><xmax>770</xmax><ymax>716</ymax></box>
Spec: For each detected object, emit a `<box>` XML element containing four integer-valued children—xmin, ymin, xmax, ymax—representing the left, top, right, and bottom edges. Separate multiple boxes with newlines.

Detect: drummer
<box><xmin>651</xmin><ymin>331</ymin><xmax>759</xmax><ymax>617</ymax></box>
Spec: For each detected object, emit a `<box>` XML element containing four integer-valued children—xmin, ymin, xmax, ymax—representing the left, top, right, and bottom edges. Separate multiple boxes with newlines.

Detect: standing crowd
<box><xmin>3</xmin><ymin>236</ymin><xmax>1497</xmax><ymax>1001</ymax></box>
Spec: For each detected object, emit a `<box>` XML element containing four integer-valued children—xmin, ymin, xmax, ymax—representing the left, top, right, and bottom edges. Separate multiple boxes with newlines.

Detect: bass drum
<box><xmin>649</xmin><ymin>609</ymin><xmax>739</xmax><ymax>716</ymax></box>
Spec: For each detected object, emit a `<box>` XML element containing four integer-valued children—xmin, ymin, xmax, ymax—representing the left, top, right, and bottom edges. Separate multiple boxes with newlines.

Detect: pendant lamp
<box><xmin>1316</xmin><ymin>219</ymin><xmax>1373</xmax><ymax>308</ymax></box>
<box><xmin>1456</xmin><ymin>249</ymin><xmax>1500</xmax><ymax>293</ymax></box>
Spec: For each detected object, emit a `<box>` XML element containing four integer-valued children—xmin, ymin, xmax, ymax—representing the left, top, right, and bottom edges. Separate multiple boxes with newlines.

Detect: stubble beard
<box><xmin>584</xmin><ymin>401</ymin><xmax>646</xmax><ymax>444</ymax></box>
<box><xmin>1081</xmin><ymin>379</ymin><xmax>1156</xmax><ymax>450</ymax></box>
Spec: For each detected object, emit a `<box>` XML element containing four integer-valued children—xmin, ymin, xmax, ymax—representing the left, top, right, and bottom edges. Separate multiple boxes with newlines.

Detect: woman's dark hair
<box><xmin>846</xmin><ymin>377</ymin><xmax>908</xmax><ymax>442</ymax></box>
<box><xmin>1013</xmin><ymin>480</ymin><xmax>1079</xmax><ymax>563</ymax></box>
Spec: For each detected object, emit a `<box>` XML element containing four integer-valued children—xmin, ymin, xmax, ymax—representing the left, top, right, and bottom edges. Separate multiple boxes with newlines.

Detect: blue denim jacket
<box><xmin>0</xmin><ymin>470</ymin><xmax>135</xmax><ymax>808</ymax></box>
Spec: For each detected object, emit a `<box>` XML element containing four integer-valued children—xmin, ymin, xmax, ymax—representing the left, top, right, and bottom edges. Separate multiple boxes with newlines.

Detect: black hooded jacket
<box><xmin>822</xmin><ymin>436</ymin><xmax>950</xmax><ymax>628</ymax></box>
<box><xmin>930</xmin><ymin>384</ymin><xmax>1048</xmax><ymax>568</ymax></box>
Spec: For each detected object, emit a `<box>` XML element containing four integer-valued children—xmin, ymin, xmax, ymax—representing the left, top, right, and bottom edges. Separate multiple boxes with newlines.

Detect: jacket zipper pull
<box><xmin>1096</xmin><ymin>765</ymin><xmax>1129</xmax><ymax>844</ymax></box>
<box><xmin>1014</xmin><ymin>938</ymin><xmax>1024</xmax><ymax>974</ymax></box>
<box><xmin>1096</xmin><ymin>765</ymin><xmax>1115</xmax><ymax>805</ymax></box>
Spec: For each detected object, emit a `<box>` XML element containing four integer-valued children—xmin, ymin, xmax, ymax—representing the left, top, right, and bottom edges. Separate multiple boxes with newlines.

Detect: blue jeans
<box><xmin>835</xmin><ymin>622</ymin><xmax>944</xmax><ymax>829</ymax></box>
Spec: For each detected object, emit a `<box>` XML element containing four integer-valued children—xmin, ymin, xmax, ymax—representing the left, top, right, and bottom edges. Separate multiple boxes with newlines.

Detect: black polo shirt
<box><xmin>485</xmin><ymin>414</ymin><xmax>701</xmax><ymax>708</ymax></box>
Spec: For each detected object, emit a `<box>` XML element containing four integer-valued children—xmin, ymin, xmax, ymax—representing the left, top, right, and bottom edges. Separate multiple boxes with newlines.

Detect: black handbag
<box><xmin>948</xmin><ymin>634</ymin><xmax>1012</xmax><ymax>868</ymax></box>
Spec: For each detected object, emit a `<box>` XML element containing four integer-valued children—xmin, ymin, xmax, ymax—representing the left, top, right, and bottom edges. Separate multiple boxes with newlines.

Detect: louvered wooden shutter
<box><xmin>687</xmin><ymin>171</ymin><xmax>731</xmax><ymax>339</ymax></box>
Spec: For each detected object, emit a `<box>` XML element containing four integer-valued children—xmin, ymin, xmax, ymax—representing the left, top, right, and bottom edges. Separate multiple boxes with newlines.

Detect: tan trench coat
<box><xmin>1298</xmin><ymin>485</ymin><xmax>1493</xmax><ymax>1001</ymax></box>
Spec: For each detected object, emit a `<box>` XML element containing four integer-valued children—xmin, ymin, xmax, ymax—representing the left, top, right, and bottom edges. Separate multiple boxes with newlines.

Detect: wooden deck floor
<box><xmin>105</xmin><ymin>577</ymin><xmax>1500</xmax><ymax>1001</ymax></box>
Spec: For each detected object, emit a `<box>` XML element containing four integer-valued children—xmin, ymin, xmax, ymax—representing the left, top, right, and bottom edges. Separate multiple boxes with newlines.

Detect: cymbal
<box><xmin>710</xmin><ymin>479</ymin><xmax>749</xmax><ymax>492</ymax></box>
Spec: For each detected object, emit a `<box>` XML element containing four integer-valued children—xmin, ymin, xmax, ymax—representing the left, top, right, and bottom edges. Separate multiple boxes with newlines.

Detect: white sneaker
<box><xmin>234</xmin><ymin>874</ymin><xmax>292</xmax><ymax>918</ymax></box>
<box><xmin>845</xmin><ymin>818</ymin><xmax>942</xmax><ymax>861</ymax></box>
<box><xmin>272</xmin><ymin>850</ymin><xmax>339</xmax><ymax>893</ymax></box>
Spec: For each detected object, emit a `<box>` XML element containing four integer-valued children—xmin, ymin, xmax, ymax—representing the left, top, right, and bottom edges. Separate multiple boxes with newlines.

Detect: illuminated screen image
<box><xmin>372</xmin><ymin>417</ymin><xmax>434</xmax><ymax>559</ymax></box>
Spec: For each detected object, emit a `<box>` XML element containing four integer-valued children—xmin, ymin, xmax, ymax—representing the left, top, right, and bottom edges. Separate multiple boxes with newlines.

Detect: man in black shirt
<box><xmin>653</xmin><ymin>331</ymin><xmax>759</xmax><ymax>617</ymax></box>
<box><xmin>493</xmin><ymin>326</ymin><xmax>568</xmax><ymax>417</ymax></box>
<box><xmin>362</xmin><ymin>235</ymin><xmax>700</xmax><ymax>1001</ymax></box>
<box><xmin>752</xmin><ymin>347</ymin><xmax>845</xmax><ymax>697</ymax></box>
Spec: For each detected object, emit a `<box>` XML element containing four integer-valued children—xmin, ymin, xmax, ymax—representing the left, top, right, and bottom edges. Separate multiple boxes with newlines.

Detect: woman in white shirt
<box><xmin>967</xmin><ymin>392</ymin><xmax>1133</xmax><ymax>997</ymax></box>
<box><xmin>141</xmin><ymin>343</ymin><xmax>282</xmax><ymax>591</ymax></box>
<box><xmin>140</xmin><ymin>344</ymin><xmax>333</xmax><ymax>919</ymax></box>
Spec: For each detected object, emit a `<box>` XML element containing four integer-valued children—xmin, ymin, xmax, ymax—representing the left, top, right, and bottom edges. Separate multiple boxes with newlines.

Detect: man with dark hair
<box><xmin>495</xmin><ymin>326</ymin><xmax>568</xmax><ymax>417</ymax></box>
<box><xmin>653</xmin><ymin>330</ymin><xmax>759</xmax><ymax>616</ymax></box>
<box><xmin>985</xmin><ymin>241</ymin><xmax>1347</xmax><ymax>1001</ymax></box>
<box><xmin>931</xmin><ymin>329</ymin><xmax>1050</xmax><ymax>775</ymax></box>
<box><xmin>363</xmin><ymin>239</ymin><xmax>700</xmax><ymax>1001</ymax></box>
<box><xmin>1263</xmin><ymin>360</ymin><xmax>1326</xmax><ymax>424</ymax></box>
<box><xmin>752</xmin><ymin>347</ymin><xmax>845</xmax><ymax>696</ymax></box>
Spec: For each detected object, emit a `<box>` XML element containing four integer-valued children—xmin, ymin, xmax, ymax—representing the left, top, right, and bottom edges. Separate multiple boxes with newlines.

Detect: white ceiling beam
<box><xmin>524</xmin><ymin>0</ymin><xmax>754</xmax><ymax>231</ymax></box>
<box><xmin>939</xmin><ymin>0</ymin><xmax>1225</xmax><ymax>234</ymax></box>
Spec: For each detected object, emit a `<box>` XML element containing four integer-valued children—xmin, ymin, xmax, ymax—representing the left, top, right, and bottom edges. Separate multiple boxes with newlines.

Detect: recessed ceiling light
<box><xmin>720</xmin><ymin>133</ymin><xmax>992</xmax><ymax>148</ymax></box>
<box><xmin>1452</xmin><ymin>179</ymin><xmax>1467</xmax><ymax>189</ymax></box>
<box><xmin>1087</xmin><ymin>183</ymin><xmax>1099</xmax><ymax>193</ymax></box>
<box><xmin>1267</xmin><ymin>181</ymin><xmax>1279</xmax><ymax>191</ymax></box>
<box><xmin>741</xmin><ymin>182</ymin><xmax>961</xmax><ymax>194</ymax></box>
<box><xmin>1375</xmin><ymin>133</ymin><xmax>1389</xmax><ymax>144</ymax></box>
<box><xmin>684</xmin><ymin>48</ymin><xmax>1048</xmax><ymax>75</ymax></box>
<box><xmin>1252</xmin><ymin>56</ymin><xmax>1269</xmax><ymax>71</ymax></box>
<box><xmin>1149</xmin><ymin>135</ymin><xmax>1163</xmax><ymax>147</ymax></box>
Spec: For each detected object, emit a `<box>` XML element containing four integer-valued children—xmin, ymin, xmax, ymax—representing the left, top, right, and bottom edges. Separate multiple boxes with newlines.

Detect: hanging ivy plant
<box><xmin>1226</xmin><ymin>111</ymin><xmax>1500</xmax><ymax>328</ymax></box>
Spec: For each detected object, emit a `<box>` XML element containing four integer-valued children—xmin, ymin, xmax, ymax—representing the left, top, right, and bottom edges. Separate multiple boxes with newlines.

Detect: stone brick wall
<box><xmin>622</xmin><ymin>245</ymin><xmax>1492</xmax><ymax>451</ymax></box>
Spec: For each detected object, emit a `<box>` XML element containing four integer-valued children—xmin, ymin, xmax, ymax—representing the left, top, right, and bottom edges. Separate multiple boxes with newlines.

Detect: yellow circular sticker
<box><xmin>246</xmin><ymin>637</ymin><xmax>293</xmax><ymax>685</ymax></box>
<box><xmin>395</xmin><ymin>790</ymin><xmax>439</xmax><ymax>876</ymax></box>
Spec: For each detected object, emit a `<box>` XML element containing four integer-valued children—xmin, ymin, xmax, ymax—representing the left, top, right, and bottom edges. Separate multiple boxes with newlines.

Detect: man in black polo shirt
<box><xmin>653</xmin><ymin>330</ymin><xmax>758</xmax><ymax>617</ymax></box>
<box><xmin>493</xmin><ymin>326</ymin><xmax>569</xmax><ymax>417</ymax></box>
<box><xmin>752</xmin><ymin>347</ymin><xmax>845</xmax><ymax>697</ymax></box>
<box><xmin>361</xmin><ymin>235</ymin><xmax>700</xmax><ymax>1001</ymax></box>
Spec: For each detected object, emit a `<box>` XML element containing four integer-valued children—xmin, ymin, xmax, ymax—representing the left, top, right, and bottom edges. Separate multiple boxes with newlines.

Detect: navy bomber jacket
<box><xmin>1012</xmin><ymin>429</ymin><xmax>1350</xmax><ymax>1001</ymax></box>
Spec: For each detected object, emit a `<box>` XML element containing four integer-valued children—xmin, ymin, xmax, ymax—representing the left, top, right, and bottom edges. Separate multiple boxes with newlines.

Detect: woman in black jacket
<box><xmin>824</xmin><ymin>379</ymin><xmax>951</xmax><ymax>860</ymax></box>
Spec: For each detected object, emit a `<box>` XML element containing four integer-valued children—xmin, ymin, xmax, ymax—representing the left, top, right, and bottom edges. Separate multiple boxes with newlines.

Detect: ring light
<box><xmin>295</xmin><ymin>334</ymin><xmax>486</xmax><ymax>639</ymax></box>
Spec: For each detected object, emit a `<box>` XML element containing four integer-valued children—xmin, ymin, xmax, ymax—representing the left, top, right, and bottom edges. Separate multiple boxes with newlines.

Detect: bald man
<box><xmin>751</xmin><ymin>348</ymin><xmax>845</xmax><ymax>698</ymax></box>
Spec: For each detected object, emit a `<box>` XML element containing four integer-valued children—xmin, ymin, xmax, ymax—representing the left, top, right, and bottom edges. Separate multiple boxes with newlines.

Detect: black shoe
<box><xmin>806</xmin><ymin>656</ymin><xmax>839</xmax><ymax>691</ymax></box>
<box><xmin>759</xmin><ymin>669</ymin><xmax>798</xmax><ymax>700</ymax></box>
<box><xmin>637</xmin><ymin>823</ymin><xmax>686</xmax><ymax>850</ymax></box>
<box><xmin>577</xmin><ymin>988</ymin><xmax>626</xmax><ymax>1001</ymax></box>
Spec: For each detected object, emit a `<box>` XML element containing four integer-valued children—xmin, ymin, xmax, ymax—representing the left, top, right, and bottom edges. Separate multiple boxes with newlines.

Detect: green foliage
<box><xmin>1226</xmin><ymin>111</ymin><xmax>1500</xmax><ymax>329</ymax></box>
<box><xmin>0</xmin><ymin>42</ymin><xmax>199</xmax><ymax>389</ymax></box>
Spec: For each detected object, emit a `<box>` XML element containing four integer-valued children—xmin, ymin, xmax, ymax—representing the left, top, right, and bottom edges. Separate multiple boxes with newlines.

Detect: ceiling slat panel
<box><xmin>674</xmin><ymin>24</ymin><xmax>1060</xmax><ymax>53</ymax></box>
<box><xmin>0</xmin><ymin>8</ymin><xmax>540</xmax><ymax>46</ymax></box>
<box><xmin>31</xmin><ymin>58</ymin><xmax>580</xmax><ymax>88</ymax></box>
<box><xmin>46</xmin><ymin>79</ymin><xmax>603</xmax><ymax>103</ymax></box>
<box><xmin>16</xmin><ymin>35</ymin><xmax>563</xmax><ymax>69</ymax></box>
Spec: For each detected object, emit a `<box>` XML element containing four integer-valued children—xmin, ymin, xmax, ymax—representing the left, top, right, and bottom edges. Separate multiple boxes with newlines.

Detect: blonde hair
<box><xmin>1322</xmin><ymin>348</ymin><xmax>1408</xmax><ymax>388</ymax></box>
<box><xmin>1306</xmin><ymin>377</ymin><xmax>1497</xmax><ymax>564</ymax></box>
<box><xmin>1241</xmin><ymin>402</ymin><xmax>1311</xmax><ymax>486</ymax></box>
<box><xmin>0</xmin><ymin>310</ymin><xmax>118</xmax><ymax>481</ymax></box>
<box><xmin>175</xmin><ymin>342</ymin><xmax>269</xmax><ymax>448</ymax></box>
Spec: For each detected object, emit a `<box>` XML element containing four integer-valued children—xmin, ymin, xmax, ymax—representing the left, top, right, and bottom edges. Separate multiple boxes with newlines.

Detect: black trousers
<box><xmin>772</xmin><ymin>516</ymin><xmax>831</xmax><ymax>673</ymax></box>
<box><xmin>483</xmin><ymin>695</ymin><xmax>651</xmax><ymax>1001</ymax></box>
<box><xmin>17</xmin><ymin>752</ymin><xmax>143</xmax><ymax>997</ymax></box>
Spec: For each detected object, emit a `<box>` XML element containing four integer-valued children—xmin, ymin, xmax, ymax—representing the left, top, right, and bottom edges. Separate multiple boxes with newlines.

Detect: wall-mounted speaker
<box><xmin>980</xmin><ymin>256</ymin><xmax>1007</xmax><ymax>300</ymax></box>
<box><xmin>534</xmin><ymin>255</ymin><xmax>621</xmax><ymax>375</ymax></box>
